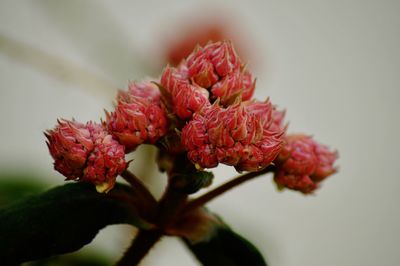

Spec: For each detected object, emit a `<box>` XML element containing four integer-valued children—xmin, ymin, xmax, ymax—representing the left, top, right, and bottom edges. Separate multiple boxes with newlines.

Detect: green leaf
<box><xmin>23</xmin><ymin>250</ymin><xmax>110</xmax><ymax>266</ymax></box>
<box><xmin>0</xmin><ymin>182</ymin><xmax>154</xmax><ymax>265</ymax></box>
<box><xmin>183</xmin><ymin>221</ymin><xmax>267</xmax><ymax>266</ymax></box>
<box><xmin>171</xmin><ymin>171</ymin><xmax>214</xmax><ymax>194</ymax></box>
<box><xmin>0</xmin><ymin>172</ymin><xmax>48</xmax><ymax>207</ymax></box>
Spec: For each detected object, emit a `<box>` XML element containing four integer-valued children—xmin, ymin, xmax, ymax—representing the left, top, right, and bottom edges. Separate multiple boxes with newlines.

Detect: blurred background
<box><xmin>0</xmin><ymin>0</ymin><xmax>399</xmax><ymax>265</ymax></box>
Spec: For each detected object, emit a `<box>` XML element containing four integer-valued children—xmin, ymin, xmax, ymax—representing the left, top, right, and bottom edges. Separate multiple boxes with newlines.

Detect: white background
<box><xmin>0</xmin><ymin>1</ymin><xmax>399</xmax><ymax>265</ymax></box>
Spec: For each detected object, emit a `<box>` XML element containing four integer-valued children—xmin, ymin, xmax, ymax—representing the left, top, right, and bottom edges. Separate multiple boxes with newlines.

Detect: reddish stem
<box><xmin>183</xmin><ymin>165</ymin><xmax>275</xmax><ymax>213</ymax></box>
<box><xmin>115</xmin><ymin>229</ymin><xmax>162</xmax><ymax>266</ymax></box>
<box><xmin>120</xmin><ymin>170</ymin><xmax>157</xmax><ymax>208</ymax></box>
<box><xmin>116</xmin><ymin>164</ymin><xmax>273</xmax><ymax>265</ymax></box>
<box><xmin>116</xmin><ymin>173</ymin><xmax>188</xmax><ymax>266</ymax></box>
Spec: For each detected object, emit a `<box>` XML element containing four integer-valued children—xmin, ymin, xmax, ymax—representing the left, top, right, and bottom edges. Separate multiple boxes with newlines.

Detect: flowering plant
<box><xmin>0</xmin><ymin>41</ymin><xmax>337</xmax><ymax>266</ymax></box>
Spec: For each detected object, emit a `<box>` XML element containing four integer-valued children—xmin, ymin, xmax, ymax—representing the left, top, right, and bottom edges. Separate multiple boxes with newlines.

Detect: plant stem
<box><xmin>115</xmin><ymin>229</ymin><xmax>162</xmax><ymax>266</ymax></box>
<box><xmin>121</xmin><ymin>170</ymin><xmax>157</xmax><ymax>208</ymax></box>
<box><xmin>183</xmin><ymin>165</ymin><xmax>275</xmax><ymax>212</ymax></box>
<box><xmin>116</xmin><ymin>172</ymin><xmax>188</xmax><ymax>266</ymax></box>
<box><xmin>156</xmin><ymin>185</ymin><xmax>188</xmax><ymax>229</ymax></box>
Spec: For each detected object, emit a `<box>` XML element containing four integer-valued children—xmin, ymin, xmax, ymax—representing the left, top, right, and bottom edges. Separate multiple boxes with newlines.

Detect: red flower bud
<box><xmin>211</xmin><ymin>69</ymin><xmax>256</xmax><ymax>105</ymax></box>
<box><xmin>189</xmin><ymin>41</ymin><xmax>240</xmax><ymax>77</ymax></box>
<box><xmin>274</xmin><ymin>134</ymin><xmax>338</xmax><ymax>194</ymax></box>
<box><xmin>84</xmin><ymin>134</ymin><xmax>127</xmax><ymax>193</ymax></box>
<box><xmin>312</xmin><ymin>142</ymin><xmax>339</xmax><ymax>181</ymax></box>
<box><xmin>182</xmin><ymin>100</ymin><xmax>284</xmax><ymax>172</ymax></box>
<box><xmin>161</xmin><ymin>65</ymin><xmax>210</xmax><ymax>119</ymax></box>
<box><xmin>270</xmin><ymin>108</ymin><xmax>286</xmax><ymax>133</ymax></box>
<box><xmin>45</xmin><ymin>120</ymin><xmax>127</xmax><ymax>192</ymax></box>
<box><xmin>106</xmin><ymin>81</ymin><xmax>168</xmax><ymax>152</ymax></box>
<box><xmin>274</xmin><ymin>172</ymin><xmax>317</xmax><ymax>194</ymax></box>
<box><xmin>187</xmin><ymin>51</ymin><xmax>219</xmax><ymax>88</ymax></box>
<box><xmin>161</xmin><ymin>41</ymin><xmax>256</xmax><ymax>119</ymax></box>
<box><xmin>186</xmin><ymin>41</ymin><xmax>255</xmax><ymax>105</ymax></box>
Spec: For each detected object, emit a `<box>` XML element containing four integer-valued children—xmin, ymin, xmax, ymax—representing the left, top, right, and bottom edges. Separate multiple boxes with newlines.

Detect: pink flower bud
<box><xmin>161</xmin><ymin>65</ymin><xmax>210</xmax><ymax>119</ymax></box>
<box><xmin>182</xmin><ymin>100</ymin><xmax>284</xmax><ymax>172</ymax></box>
<box><xmin>270</xmin><ymin>108</ymin><xmax>286</xmax><ymax>133</ymax></box>
<box><xmin>161</xmin><ymin>41</ymin><xmax>256</xmax><ymax>119</ymax></box>
<box><xmin>274</xmin><ymin>134</ymin><xmax>338</xmax><ymax>194</ymax></box>
<box><xmin>45</xmin><ymin>120</ymin><xmax>127</xmax><ymax>192</ymax></box>
<box><xmin>186</xmin><ymin>41</ymin><xmax>255</xmax><ymax>105</ymax></box>
<box><xmin>312</xmin><ymin>142</ymin><xmax>339</xmax><ymax>181</ymax></box>
<box><xmin>211</xmin><ymin>69</ymin><xmax>256</xmax><ymax>105</ymax></box>
<box><xmin>84</xmin><ymin>134</ymin><xmax>127</xmax><ymax>193</ymax></box>
<box><xmin>277</xmin><ymin>135</ymin><xmax>318</xmax><ymax>175</ymax></box>
<box><xmin>106</xmin><ymin>81</ymin><xmax>168</xmax><ymax>152</ymax></box>
<box><xmin>193</xmin><ymin>41</ymin><xmax>240</xmax><ymax>77</ymax></box>
<box><xmin>187</xmin><ymin>51</ymin><xmax>219</xmax><ymax>88</ymax></box>
<box><xmin>274</xmin><ymin>172</ymin><xmax>317</xmax><ymax>194</ymax></box>
<box><xmin>127</xmin><ymin>80</ymin><xmax>162</xmax><ymax>102</ymax></box>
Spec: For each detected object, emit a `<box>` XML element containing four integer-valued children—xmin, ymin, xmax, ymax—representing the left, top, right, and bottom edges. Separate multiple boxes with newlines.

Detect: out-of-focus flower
<box><xmin>45</xmin><ymin>120</ymin><xmax>127</xmax><ymax>192</ymax></box>
<box><xmin>274</xmin><ymin>134</ymin><xmax>338</xmax><ymax>194</ymax></box>
<box><xmin>106</xmin><ymin>81</ymin><xmax>168</xmax><ymax>152</ymax></box>
<box><xmin>165</xmin><ymin>23</ymin><xmax>228</xmax><ymax>67</ymax></box>
<box><xmin>181</xmin><ymin>100</ymin><xmax>284</xmax><ymax>172</ymax></box>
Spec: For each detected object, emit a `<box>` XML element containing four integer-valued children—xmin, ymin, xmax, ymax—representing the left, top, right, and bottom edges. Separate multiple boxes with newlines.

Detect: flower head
<box><xmin>161</xmin><ymin>41</ymin><xmax>256</xmax><ymax>120</ymax></box>
<box><xmin>186</xmin><ymin>41</ymin><xmax>255</xmax><ymax>105</ymax></box>
<box><xmin>182</xmin><ymin>100</ymin><xmax>284</xmax><ymax>172</ymax></box>
<box><xmin>274</xmin><ymin>134</ymin><xmax>338</xmax><ymax>194</ymax></box>
<box><xmin>45</xmin><ymin>120</ymin><xmax>127</xmax><ymax>192</ymax></box>
<box><xmin>106</xmin><ymin>81</ymin><xmax>168</xmax><ymax>152</ymax></box>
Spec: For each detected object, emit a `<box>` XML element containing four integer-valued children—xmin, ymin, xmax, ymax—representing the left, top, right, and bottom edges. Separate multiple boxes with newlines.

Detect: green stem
<box><xmin>184</xmin><ymin>165</ymin><xmax>275</xmax><ymax>212</ymax></box>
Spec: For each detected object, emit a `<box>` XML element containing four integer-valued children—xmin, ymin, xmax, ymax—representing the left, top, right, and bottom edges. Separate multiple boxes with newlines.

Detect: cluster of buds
<box><xmin>45</xmin><ymin>120</ymin><xmax>126</xmax><ymax>193</ymax></box>
<box><xmin>161</xmin><ymin>41</ymin><xmax>255</xmax><ymax>120</ymax></box>
<box><xmin>106</xmin><ymin>81</ymin><xmax>168</xmax><ymax>152</ymax></box>
<box><xmin>46</xmin><ymin>40</ymin><xmax>337</xmax><ymax>195</ymax></box>
<box><xmin>273</xmin><ymin>134</ymin><xmax>338</xmax><ymax>194</ymax></box>
<box><xmin>160</xmin><ymin>41</ymin><xmax>285</xmax><ymax>172</ymax></box>
<box><xmin>46</xmin><ymin>81</ymin><xmax>169</xmax><ymax>192</ymax></box>
<box><xmin>181</xmin><ymin>100</ymin><xmax>284</xmax><ymax>172</ymax></box>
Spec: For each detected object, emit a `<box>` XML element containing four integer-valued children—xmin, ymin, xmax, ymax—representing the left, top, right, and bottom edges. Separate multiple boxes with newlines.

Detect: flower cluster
<box><xmin>46</xmin><ymin>81</ymin><xmax>168</xmax><ymax>192</ymax></box>
<box><xmin>181</xmin><ymin>100</ymin><xmax>284</xmax><ymax>172</ymax></box>
<box><xmin>46</xmin><ymin>40</ymin><xmax>337</xmax><ymax>194</ymax></box>
<box><xmin>273</xmin><ymin>134</ymin><xmax>338</xmax><ymax>193</ymax></box>
<box><xmin>106</xmin><ymin>81</ymin><xmax>167</xmax><ymax>152</ymax></box>
<box><xmin>45</xmin><ymin>120</ymin><xmax>126</xmax><ymax>192</ymax></box>
<box><xmin>161</xmin><ymin>41</ymin><xmax>255</xmax><ymax>120</ymax></box>
<box><xmin>160</xmin><ymin>41</ymin><xmax>284</xmax><ymax>171</ymax></box>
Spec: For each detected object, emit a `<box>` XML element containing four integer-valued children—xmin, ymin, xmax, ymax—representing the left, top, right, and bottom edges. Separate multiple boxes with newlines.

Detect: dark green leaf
<box><xmin>0</xmin><ymin>172</ymin><xmax>48</xmax><ymax>207</ymax></box>
<box><xmin>183</xmin><ymin>221</ymin><xmax>267</xmax><ymax>266</ymax></box>
<box><xmin>0</xmin><ymin>182</ymin><xmax>153</xmax><ymax>265</ymax></box>
<box><xmin>172</xmin><ymin>171</ymin><xmax>214</xmax><ymax>194</ymax></box>
<box><xmin>22</xmin><ymin>250</ymin><xmax>110</xmax><ymax>266</ymax></box>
